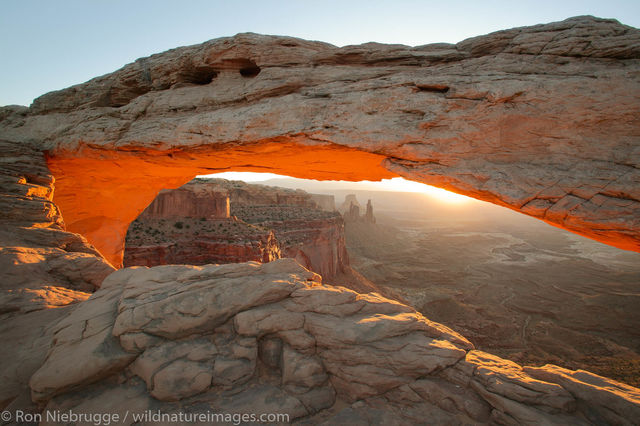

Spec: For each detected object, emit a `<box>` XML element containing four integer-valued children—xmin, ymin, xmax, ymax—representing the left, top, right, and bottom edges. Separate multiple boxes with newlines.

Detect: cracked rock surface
<box><xmin>25</xmin><ymin>259</ymin><xmax>640</xmax><ymax>424</ymax></box>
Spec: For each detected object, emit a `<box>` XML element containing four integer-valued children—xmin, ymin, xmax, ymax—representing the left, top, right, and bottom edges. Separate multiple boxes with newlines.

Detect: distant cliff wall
<box><xmin>124</xmin><ymin>220</ymin><xmax>280</xmax><ymax>267</ymax></box>
<box><xmin>201</xmin><ymin>179</ymin><xmax>316</xmax><ymax>208</ymax></box>
<box><xmin>124</xmin><ymin>179</ymin><xmax>349</xmax><ymax>279</ymax></box>
<box><xmin>274</xmin><ymin>216</ymin><xmax>349</xmax><ymax>279</ymax></box>
<box><xmin>141</xmin><ymin>187</ymin><xmax>229</xmax><ymax>219</ymax></box>
<box><xmin>310</xmin><ymin>193</ymin><xmax>336</xmax><ymax>211</ymax></box>
<box><xmin>342</xmin><ymin>195</ymin><xmax>376</xmax><ymax>224</ymax></box>
<box><xmin>339</xmin><ymin>194</ymin><xmax>361</xmax><ymax>213</ymax></box>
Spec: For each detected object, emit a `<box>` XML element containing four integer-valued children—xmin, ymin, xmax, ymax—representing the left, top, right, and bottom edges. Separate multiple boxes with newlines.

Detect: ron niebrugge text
<box><xmin>5</xmin><ymin>409</ymin><xmax>290</xmax><ymax>425</ymax></box>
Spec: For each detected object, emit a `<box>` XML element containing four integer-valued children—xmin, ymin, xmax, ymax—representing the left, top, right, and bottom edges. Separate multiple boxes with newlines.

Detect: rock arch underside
<box><xmin>1</xmin><ymin>16</ymin><xmax>640</xmax><ymax>425</ymax></box>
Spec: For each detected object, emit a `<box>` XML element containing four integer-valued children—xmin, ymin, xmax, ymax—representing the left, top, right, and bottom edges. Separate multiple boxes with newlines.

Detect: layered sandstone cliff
<box><xmin>139</xmin><ymin>187</ymin><xmax>229</xmax><ymax>219</ymax></box>
<box><xmin>0</xmin><ymin>139</ymin><xmax>114</xmax><ymax>315</ymax></box>
<box><xmin>1</xmin><ymin>16</ymin><xmax>638</xmax><ymax>267</ymax></box>
<box><xmin>123</xmin><ymin>179</ymin><xmax>281</xmax><ymax>267</ymax></box>
<box><xmin>206</xmin><ymin>178</ymin><xmax>319</xmax><ymax>209</ymax></box>
<box><xmin>198</xmin><ymin>178</ymin><xmax>350</xmax><ymax>279</ymax></box>
<box><xmin>123</xmin><ymin>217</ymin><xmax>281</xmax><ymax>267</ymax></box>
<box><xmin>123</xmin><ymin>178</ymin><xmax>349</xmax><ymax>280</ymax></box>
<box><xmin>235</xmin><ymin>204</ymin><xmax>349</xmax><ymax>279</ymax></box>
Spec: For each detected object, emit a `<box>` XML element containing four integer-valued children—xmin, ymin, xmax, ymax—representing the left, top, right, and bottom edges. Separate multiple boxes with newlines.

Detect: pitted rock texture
<box><xmin>27</xmin><ymin>259</ymin><xmax>640</xmax><ymax>424</ymax></box>
<box><xmin>1</xmin><ymin>16</ymin><xmax>638</xmax><ymax>267</ymax></box>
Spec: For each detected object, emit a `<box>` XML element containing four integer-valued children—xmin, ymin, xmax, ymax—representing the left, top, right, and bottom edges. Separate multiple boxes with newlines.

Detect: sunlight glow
<box><xmin>371</xmin><ymin>178</ymin><xmax>472</xmax><ymax>203</ymax></box>
<box><xmin>198</xmin><ymin>173</ymin><xmax>472</xmax><ymax>204</ymax></box>
<box><xmin>201</xmin><ymin>172</ymin><xmax>285</xmax><ymax>182</ymax></box>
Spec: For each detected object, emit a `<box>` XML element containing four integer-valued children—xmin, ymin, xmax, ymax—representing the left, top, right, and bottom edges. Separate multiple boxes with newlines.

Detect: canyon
<box><xmin>124</xmin><ymin>178</ymin><xmax>348</xmax><ymax>281</ymax></box>
<box><xmin>1</xmin><ymin>15</ymin><xmax>640</xmax><ymax>425</ymax></box>
<box><xmin>336</xmin><ymin>189</ymin><xmax>640</xmax><ymax>388</ymax></box>
<box><xmin>123</xmin><ymin>179</ymin><xmax>281</xmax><ymax>267</ymax></box>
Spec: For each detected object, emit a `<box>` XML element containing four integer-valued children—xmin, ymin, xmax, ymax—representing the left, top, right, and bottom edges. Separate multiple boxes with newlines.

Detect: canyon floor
<box><xmin>348</xmin><ymin>192</ymin><xmax>640</xmax><ymax>387</ymax></box>
<box><xmin>263</xmin><ymin>180</ymin><xmax>640</xmax><ymax>387</ymax></box>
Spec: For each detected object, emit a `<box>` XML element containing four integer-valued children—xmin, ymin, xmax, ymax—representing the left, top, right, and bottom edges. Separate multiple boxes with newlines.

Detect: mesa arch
<box><xmin>2</xmin><ymin>16</ymin><xmax>639</xmax><ymax>267</ymax></box>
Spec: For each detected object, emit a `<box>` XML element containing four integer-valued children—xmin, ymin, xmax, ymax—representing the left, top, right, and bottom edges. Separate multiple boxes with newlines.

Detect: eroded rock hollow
<box><xmin>1</xmin><ymin>16</ymin><xmax>638</xmax><ymax>267</ymax></box>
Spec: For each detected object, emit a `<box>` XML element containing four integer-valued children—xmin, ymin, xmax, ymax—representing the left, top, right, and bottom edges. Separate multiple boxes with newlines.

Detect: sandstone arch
<box><xmin>2</xmin><ymin>15</ymin><xmax>639</xmax><ymax>267</ymax></box>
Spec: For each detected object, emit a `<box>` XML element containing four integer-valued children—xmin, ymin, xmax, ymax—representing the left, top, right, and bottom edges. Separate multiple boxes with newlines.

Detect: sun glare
<box><xmin>198</xmin><ymin>173</ymin><xmax>472</xmax><ymax>204</ymax></box>
<box><xmin>375</xmin><ymin>178</ymin><xmax>472</xmax><ymax>203</ymax></box>
<box><xmin>201</xmin><ymin>172</ymin><xmax>286</xmax><ymax>182</ymax></box>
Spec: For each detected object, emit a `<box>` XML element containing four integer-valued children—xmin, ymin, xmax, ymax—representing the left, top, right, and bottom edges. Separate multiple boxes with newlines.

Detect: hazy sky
<box><xmin>1</xmin><ymin>0</ymin><xmax>639</xmax><ymax>106</ymax></box>
<box><xmin>200</xmin><ymin>173</ymin><xmax>475</xmax><ymax>203</ymax></box>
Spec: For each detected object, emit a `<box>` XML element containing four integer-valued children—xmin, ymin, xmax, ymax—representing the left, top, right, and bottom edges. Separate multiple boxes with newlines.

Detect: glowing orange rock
<box><xmin>0</xmin><ymin>16</ymin><xmax>636</xmax><ymax>266</ymax></box>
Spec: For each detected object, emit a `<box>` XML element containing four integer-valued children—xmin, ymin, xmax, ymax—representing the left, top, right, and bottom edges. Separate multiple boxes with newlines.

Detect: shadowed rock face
<box><xmin>0</xmin><ymin>139</ymin><xmax>114</xmax><ymax>314</ymax></box>
<box><xmin>1</xmin><ymin>15</ymin><xmax>638</xmax><ymax>266</ymax></box>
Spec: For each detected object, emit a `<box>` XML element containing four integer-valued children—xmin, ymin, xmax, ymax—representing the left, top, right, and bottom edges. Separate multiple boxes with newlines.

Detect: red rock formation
<box><xmin>140</xmin><ymin>187</ymin><xmax>229</xmax><ymax>219</ymax></box>
<box><xmin>125</xmin><ymin>178</ymin><xmax>349</xmax><ymax>279</ymax></box>
<box><xmin>2</xmin><ymin>17</ymin><xmax>638</xmax><ymax>266</ymax></box>
<box><xmin>271</xmin><ymin>215</ymin><xmax>349</xmax><ymax>279</ymax></box>
<box><xmin>123</xmin><ymin>218</ymin><xmax>280</xmax><ymax>267</ymax></box>
<box><xmin>364</xmin><ymin>199</ymin><xmax>376</xmax><ymax>224</ymax></box>
<box><xmin>218</xmin><ymin>179</ymin><xmax>349</xmax><ymax>279</ymax></box>
<box><xmin>122</xmin><ymin>179</ymin><xmax>347</xmax><ymax>279</ymax></box>
<box><xmin>339</xmin><ymin>194</ymin><xmax>361</xmax><ymax>214</ymax></box>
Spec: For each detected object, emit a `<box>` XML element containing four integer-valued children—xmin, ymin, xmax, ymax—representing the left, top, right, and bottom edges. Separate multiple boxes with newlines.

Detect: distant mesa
<box><xmin>140</xmin><ymin>187</ymin><xmax>230</xmax><ymax>219</ymax></box>
<box><xmin>341</xmin><ymin>194</ymin><xmax>376</xmax><ymax>224</ymax></box>
<box><xmin>124</xmin><ymin>178</ymin><xmax>349</xmax><ymax>281</ymax></box>
<box><xmin>309</xmin><ymin>193</ymin><xmax>336</xmax><ymax>211</ymax></box>
<box><xmin>339</xmin><ymin>194</ymin><xmax>361</xmax><ymax>213</ymax></box>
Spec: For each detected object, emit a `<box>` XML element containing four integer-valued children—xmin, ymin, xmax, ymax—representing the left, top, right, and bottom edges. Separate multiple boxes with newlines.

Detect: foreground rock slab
<box><xmin>27</xmin><ymin>259</ymin><xmax>640</xmax><ymax>424</ymax></box>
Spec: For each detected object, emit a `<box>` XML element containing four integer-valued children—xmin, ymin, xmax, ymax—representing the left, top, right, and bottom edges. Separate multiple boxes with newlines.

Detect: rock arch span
<box><xmin>1</xmin><ymin>15</ymin><xmax>638</xmax><ymax>267</ymax></box>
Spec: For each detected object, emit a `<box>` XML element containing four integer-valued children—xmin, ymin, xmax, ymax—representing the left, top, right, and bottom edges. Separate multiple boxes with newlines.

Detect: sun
<box><xmin>373</xmin><ymin>178</ymin><xmax>472</xmax><ymax>204</ymax></box>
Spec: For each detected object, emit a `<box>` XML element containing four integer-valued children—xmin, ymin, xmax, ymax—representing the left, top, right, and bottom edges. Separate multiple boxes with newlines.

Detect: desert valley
<box><xmin>1</xmin><ymin>14</ymin><xmax>640</xmax><ymax>426</ymax></box>
<box><xmin>124</xmin><ymin>176</ymin><xmax>640</xmax><ymax>387</ymax></box>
